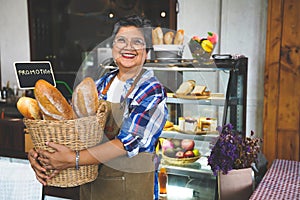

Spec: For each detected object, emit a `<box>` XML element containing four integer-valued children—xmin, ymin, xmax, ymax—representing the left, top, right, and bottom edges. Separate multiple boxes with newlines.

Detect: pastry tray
<box><xmin>164</xmin><ymin>125</ymin><xmax>219</xmax><ymax>135</ymax></box>
<box><xmin>173</xmin><ymin>94</ymin><xmax>209</xmax><ymax>99</ymax></box>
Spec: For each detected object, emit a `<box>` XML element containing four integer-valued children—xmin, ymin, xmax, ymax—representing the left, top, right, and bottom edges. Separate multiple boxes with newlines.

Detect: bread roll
<box><xmin>163</xmin><ymin>31</ymin><xmax>174</xmax><ymax>44</ymax></box>
<box><xmin>190</xmin><ymin>85</ymin><xmax>207</xmax><ymax>96</ymax></box>
<box><xmin>174</xmin><ymin>29</ymin><xmax>184</xmax><ymax>45</ymax></box>
<box><xmin>16</xmin><ymin>96</ymin><xmax>42</xmax><ymax>119</ymax></box>
<box><xmin>175</xmin><ymin>80</ymin><xmax>195</xmax><ymax>95</ymax></box>
<box><xmin>72</xmin><ymin>77</ymin><xmax>99</xmax><ymax>118</ymax></box>
<box><xmin>152</xmin><ymin>27</ymin><xmax>164</xmax><ymax>45</ymax></box>
<box><xmin>34</xmin><ymin>79</ymin><xmax>74</xmax><ymax>120</ymax></box>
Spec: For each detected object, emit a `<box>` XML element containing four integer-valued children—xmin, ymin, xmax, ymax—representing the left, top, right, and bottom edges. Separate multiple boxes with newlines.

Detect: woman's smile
<box><xmin>120</xmin><ymin>51</ymin><xmax>137</xmax><ymax>59</ymax></box>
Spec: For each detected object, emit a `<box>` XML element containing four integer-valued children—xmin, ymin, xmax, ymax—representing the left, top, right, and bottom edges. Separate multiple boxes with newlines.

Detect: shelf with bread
<box><xmin>167</xmin><ymin>92</ymin><xmax>225</xmax><ymax>105</ymax></box>
<box><xmin>163</xmin><ymin>114</ymin><xmax>219</xmax><ymax>136</ymax></box>
<box><xmin>152</xmin><ymin>56</ymin><xmax>248</xmax><ymax>132</ymax></box>
<box><xmin>144</xmin><ymin>59</ymin><xmax>233</xmax><ymax>70</ymax></box>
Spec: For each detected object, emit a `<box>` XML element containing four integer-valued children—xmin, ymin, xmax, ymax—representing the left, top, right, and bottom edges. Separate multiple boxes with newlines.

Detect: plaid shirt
<box><xmin>96</xmin><ymin>68</ymin><xmax>168</xmax><ymax>157</ymax></box>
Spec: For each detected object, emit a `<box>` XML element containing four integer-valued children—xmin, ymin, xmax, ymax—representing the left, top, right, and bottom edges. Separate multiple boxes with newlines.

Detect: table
<box><xmin>249</xmin><ymin>159</ymin><xmax>299</xmax><ymax>200</ymax></box>
<box><xmin>0</xmin><ymin>158</ymin><xmax>43</xmax><ymax>200</ymax></box>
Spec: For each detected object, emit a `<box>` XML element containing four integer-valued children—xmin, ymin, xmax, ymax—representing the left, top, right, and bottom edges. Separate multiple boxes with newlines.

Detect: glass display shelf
<box><xmin>144</xmin><ymin>58</ymin><xmax>238</xmax><ymax>71</ymax></box>
<box><xmin>103</xmin><ymin>58</ymin><xmax>240</xmax><ymax>72</ymax></box>
<box><xmin>158</xmin><ymin>156</ymin><xmax>217</xmax><ymax>200</ymax></box>
<box><xmin>160</xmin><ymin>130</ymin><xmax>218</xmax><ymax>141</ymax></box>
<box><xmin>160</xmin><ymin>159</ymin><xmax>213</xmax><ymax>177</ymax></box>
<box><xmin>166</xmin><ymin>96</ymin><xmax>225</xmax><ymax>106</ymax></box>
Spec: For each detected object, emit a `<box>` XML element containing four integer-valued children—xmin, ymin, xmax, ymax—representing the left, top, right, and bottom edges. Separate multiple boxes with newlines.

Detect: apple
<box><xmin>175</xmin><ymin>151</ymin><xmax>184</xmax><ymax>158</ymax></box>
<box><xmin>184</xmin><ymin>150</ymin><xmax>194</xmax><ymax>158</ymax></box>
<box><xmin>207</xmin><ymin>32</ymin><xmax>218</xmax><ymax>44</ymax></box>
<box><xmin>164</xmin><ymin>148</ymin><xmax>176</xmax><ymax>158</ymax></box>
<box><xmin>181</xmin><ymin>139</ymin><xmax>195</xmax><ymax>151</ymax></box>
<box><xmin>174</xmin><ymin>147</ymin><xmax>183</xmax><ymax>152</ymax></box>
<box><xmin>171</xmin><ymin>139</ymin><xmax>182</xmax><ymax>148</ymax></box>
<box><xmin>162</xmin><ymin>139</ymin><xmax>174</xmax><ymax>151</ymax></box>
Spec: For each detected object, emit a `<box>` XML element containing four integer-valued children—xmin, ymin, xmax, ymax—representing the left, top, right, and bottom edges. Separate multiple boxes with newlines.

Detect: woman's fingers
<box><xmin>27</xmin><ymin>147</ymin><xmax>65</xmax><ymax>185</ymax></box>
<box><xmin>36</xmin><ymin>141</ymin><xmax>74</xmax><ymax>170</ymax></box>
<box><xmin>28</xmin><ymin>148</ymin><xmax>50</xmax><ymax>185</ymax></box>
<box><xmin>28</xmin><ymin>149</ymin><xmax>47</xmax><ymax>172</ymax></box>
<box><xmin>48</xmin><ymin>169</ymin><xmax>60</xmax><ymax>179</ymax></box>
<box><xmin>34</xmin><ymin>167</ymin><xmax>49</xmax><ymax>185</ymax></box>
<box><xmin>47</xmin><ymin>141</ymin><xmax>72</xmax><ymax>153</ymax></box>
<box><xmin>36</xmin><ymin>148</ymin><xmax>52</xmax><ymax>160</ymax></box>
<box><xmin>28</xmin><ymin>148</ymin><xmax>38</xmax><ymax>160</ymax></box>
<box><xmin>46</xmin><ymin>141</ymin><xmax>63</xmax><ymax>151</ymax></box>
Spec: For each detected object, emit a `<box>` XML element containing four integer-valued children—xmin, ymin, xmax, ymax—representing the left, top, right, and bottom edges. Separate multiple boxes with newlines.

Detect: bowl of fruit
<box><xmin>160</xmin><ymin>138</ymin><xmax>201</xmax><ymax>166</ymax></box>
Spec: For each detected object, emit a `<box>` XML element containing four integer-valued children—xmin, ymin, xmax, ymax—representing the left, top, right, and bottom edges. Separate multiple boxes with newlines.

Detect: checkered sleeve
<box><xmin>117</xmin><ymin>80</ymin><xmax>168</xmax><ymax>158</ymax></box>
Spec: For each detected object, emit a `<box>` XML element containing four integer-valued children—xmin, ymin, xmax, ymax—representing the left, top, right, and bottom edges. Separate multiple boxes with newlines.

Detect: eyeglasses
<box><xmin>113</xmin><ymin>36</ymin><xmax>146</xmax><ymax>50</ymax></box>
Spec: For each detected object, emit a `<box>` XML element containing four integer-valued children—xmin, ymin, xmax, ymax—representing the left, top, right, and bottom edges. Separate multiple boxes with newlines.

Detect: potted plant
<box><xmin>207</xmin><ymin>123</ymin><xmax>262</xmax><ymax>200</ymax></box>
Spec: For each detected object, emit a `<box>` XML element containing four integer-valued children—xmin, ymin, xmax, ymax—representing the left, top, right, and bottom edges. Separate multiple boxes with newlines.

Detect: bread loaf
<box><xmin>163</xmin><ymin>31</ymin><xmax>174</xmax><ymax>44</ymax></box>
<box><xmin>72</xmin><ymin>77</ymin><xmax>99</xmax><ymax>118</ymax></box>
<box><xmin>16</xmin><ymin>96</ymin><xmax>42</xmax><ymax>119</ymax></box>
<box><xmin>174</xmin><ymin>29</ymin><xmax>184</xmax><ymax>45</ymax></box>
<box><xmin>175</xmin><ymin>80</ymin><xmax>195</xmax><ymax>95</ymax></box>
<box><xmin>152</xmin><ymin>27</ymin><xmax>164</xmax><ymax>45</ymax></box>
<box><xmin>34</xmin><ymin>79</ymin><xmax>74</xmax><ymax>120</ymax></box>
<box><xmin>190</xmin><ymin>85</ymin><xmax>207</xmax><ymax>96</ymax></box>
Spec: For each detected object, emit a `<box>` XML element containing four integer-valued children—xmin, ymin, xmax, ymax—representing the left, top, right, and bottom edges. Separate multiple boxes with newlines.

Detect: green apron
<box><xmin>80</xmin><ymin>69</ymin><xmax>155</xmax><ymax>200</ymax></box>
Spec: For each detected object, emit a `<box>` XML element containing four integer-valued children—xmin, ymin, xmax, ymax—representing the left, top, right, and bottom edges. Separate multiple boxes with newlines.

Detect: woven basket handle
<box><xmin>96</xmin><ymin>100</ymin><xmax>110</xmax><ymax>130</ymax></box>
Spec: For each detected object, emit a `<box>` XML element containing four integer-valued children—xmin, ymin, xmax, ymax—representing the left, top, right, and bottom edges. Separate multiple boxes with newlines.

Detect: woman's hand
<box><xmin>37</xmin><ymin>142</ymin><xmax>75</xmax><ymax>178</ymax></box>
<box><xmin>28</xmin><ymin>148</ymin><xmax>48</xmax><ymax>186</ymax></box>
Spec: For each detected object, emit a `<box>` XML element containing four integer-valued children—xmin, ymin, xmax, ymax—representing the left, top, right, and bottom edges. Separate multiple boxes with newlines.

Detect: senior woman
<box><xmin>28</xmin><ymin>15</ymin><xmax>168</xmax><ymax>200</ymax></box>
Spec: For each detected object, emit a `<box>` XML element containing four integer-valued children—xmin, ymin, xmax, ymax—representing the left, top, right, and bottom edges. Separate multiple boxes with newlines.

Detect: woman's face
<box><xmin>112</xmin><ymin>26</ymin><xmax>147</xmax><ymax>70</ymax></box>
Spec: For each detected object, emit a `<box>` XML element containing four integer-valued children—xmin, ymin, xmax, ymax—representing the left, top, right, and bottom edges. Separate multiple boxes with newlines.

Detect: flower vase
<box><xmin>218</xmin><ymin>168</ymin><xmax>254</xmax><ymax>200</ymax></box>
<box><xmin>188</xmin><ymin>40</ymin><xmax>213</xmax><ymax>62</ymax></box>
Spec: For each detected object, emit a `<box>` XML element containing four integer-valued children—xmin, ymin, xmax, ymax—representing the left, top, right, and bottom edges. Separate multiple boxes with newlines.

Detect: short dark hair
<box><xmin>112</xmin><ymin>15</ymin><xmax>152</xmax><ymax>52</ymax></box>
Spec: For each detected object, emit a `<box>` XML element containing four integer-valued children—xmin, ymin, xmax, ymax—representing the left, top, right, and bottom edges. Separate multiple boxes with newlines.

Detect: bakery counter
<box><xmin>0</xmin><ymin>100</ymin><xmax>23</xmax><ymax>118</ymax></box>
<box><xmin>0</xmin><ymin>118</ymin><xmax>28</xmax><ymax>159</ymax></box>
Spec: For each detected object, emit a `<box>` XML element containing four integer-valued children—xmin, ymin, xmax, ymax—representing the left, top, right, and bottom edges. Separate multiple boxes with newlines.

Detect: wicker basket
<box><xmin>162</xmin><ymin>154</ymin><xmax>200</xmax><ymax>166</ymax></box>
<box><xmin>23</xmin><ymin>103</ymin><xmax>108</xmax><ymax>187</ymax></box>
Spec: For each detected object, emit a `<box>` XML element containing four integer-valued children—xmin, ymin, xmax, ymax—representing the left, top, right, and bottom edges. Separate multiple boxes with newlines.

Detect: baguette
<box><xmin>152</xmin><ymin>27</ymin><xmax>164</xmax><ymax>45</ymax></box>
<box><xmin>72</xmin><ymin>77</ymin><xmax>99</xmax><ymax>118</ymax></box>
<box><xmin>163</xmin><ymin>31</ymin><xmax>174</xmax><ymax>44</ymax></box>
<box><xmin>174</xmin><ymin>29</ymin><xmax>184</xmax><ymax>45</ymax></box>
<box><xmin>16</xmin><ymin>96</ymin><xmax>42</xmax><ymax>119</ymax></box>
<box><xmin>34</xmin><ymin>79</ymin><xmax>74</xmax><ymax>120</ymax></box>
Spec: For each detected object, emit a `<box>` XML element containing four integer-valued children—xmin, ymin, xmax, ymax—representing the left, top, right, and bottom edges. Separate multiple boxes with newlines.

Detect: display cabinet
<box><xmin>145</xmin><ymin>56</ymin><xmax>248</xmax><ymax>133</ymax></box>
<box><xmin>144</xmin><ymin>55</ymin><xmax>248</xmax><ymax>200</ymax></box>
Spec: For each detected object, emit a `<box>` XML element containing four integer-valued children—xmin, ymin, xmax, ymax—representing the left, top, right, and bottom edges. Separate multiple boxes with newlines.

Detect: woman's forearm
<box><xmin>79</xmin><ymin>138</ymin><xmax>127</xmax><ymax>166</ymax></box>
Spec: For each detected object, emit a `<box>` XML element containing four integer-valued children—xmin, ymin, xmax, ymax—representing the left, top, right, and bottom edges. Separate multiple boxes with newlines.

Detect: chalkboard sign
<box><xmin>14</xmin><ymin>61</ymin><xmax>56</xmax><ymax>89</ymax></box>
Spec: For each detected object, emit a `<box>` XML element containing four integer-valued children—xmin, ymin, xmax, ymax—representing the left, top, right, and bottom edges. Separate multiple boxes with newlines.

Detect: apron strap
<box><xmin>101</xmin><ymin>68</ymin><xmax>147</xmax><ymax>99</ymax></box>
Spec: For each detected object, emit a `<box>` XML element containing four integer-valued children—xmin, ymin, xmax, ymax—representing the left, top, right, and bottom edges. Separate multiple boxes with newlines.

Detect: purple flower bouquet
<box><xmin>208</xmin><ymin>124</ymin><xmax>262</xmax><ymax>176</ymax></box>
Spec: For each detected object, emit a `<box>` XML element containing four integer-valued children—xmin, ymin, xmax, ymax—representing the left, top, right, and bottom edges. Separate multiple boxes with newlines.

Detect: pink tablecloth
<box><xmin>249</xmin><ymin>159</ymin><xmax>299</xmax><ymax>200</ymax></box>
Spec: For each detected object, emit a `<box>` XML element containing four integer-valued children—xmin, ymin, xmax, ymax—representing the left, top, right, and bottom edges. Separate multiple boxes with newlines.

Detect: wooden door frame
<box><xmin>263</xmin><ymin>0</ymin><xmax>300</xmax><ymax>165</ymax></box>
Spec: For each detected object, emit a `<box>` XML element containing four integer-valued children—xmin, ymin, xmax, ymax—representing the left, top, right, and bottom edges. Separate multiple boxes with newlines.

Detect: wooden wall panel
<box><xmin>263</xmin><ymin>0</ymin><xmax>283</xmax><ymax>164</ymax></box>
<box><xmin>264</xmin><ymin>0</ymin><xmax>300</xmax><ymax>166</ymax></box>
<box><xmin>278</xmin><ymin>0</ymin><xmax>300</xmax><ymax>130</ymax></box>
<box><xmin>278</xmin><ymin>130</ymin><xmax>299</xmax><ymax>160</ymax></box>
